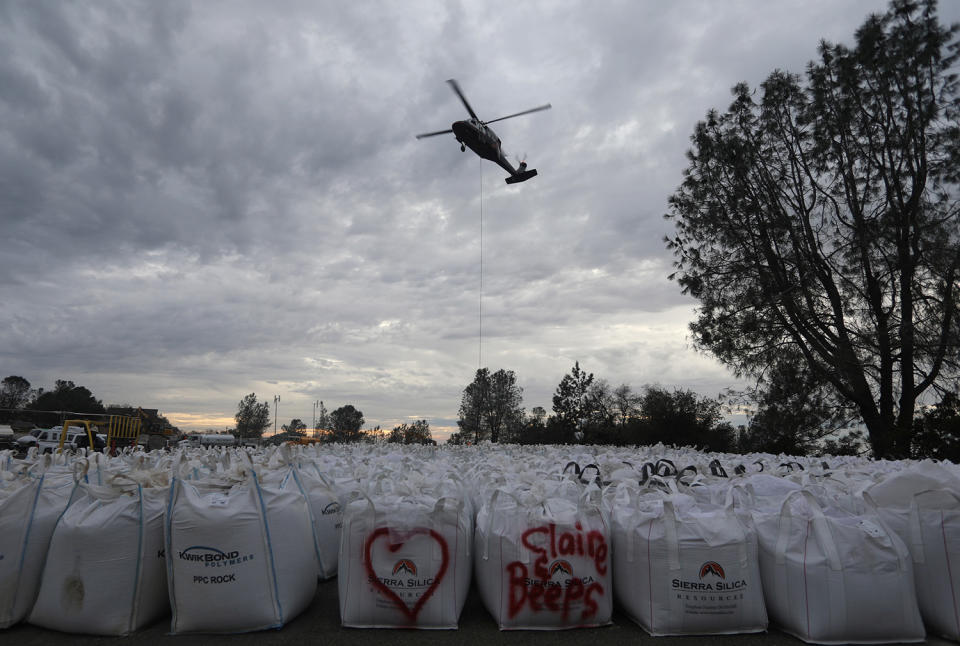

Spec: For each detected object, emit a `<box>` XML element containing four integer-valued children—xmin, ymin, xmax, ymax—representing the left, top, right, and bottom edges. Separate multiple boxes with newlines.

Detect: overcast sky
<box><xmin>3</xmin><ymin>1</ymin><xmax>958</xmax><ymax>440</ymax></box>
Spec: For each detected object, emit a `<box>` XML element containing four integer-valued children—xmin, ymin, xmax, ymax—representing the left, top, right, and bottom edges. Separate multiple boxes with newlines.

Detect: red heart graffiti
<box><xmin>363</xmin><ymin>527</ymin><xmax>450</xmax><ymax>623</ymax></box>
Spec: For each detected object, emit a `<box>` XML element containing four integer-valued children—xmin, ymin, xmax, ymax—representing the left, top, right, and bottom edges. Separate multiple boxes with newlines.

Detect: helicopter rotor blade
<box><xmin>446</xmin><ymin>79</ymin><xmax>479</xmax><ymax>121</ymax></box>
<box><xmin>415</xmin><ymin>128</ymin><xmax>454</xmax><ymax>139</ymax></box>
<box><xmin>484</xmin><ymin>103</ymin><xmax>552</xmax><ymax>125</ymax></box>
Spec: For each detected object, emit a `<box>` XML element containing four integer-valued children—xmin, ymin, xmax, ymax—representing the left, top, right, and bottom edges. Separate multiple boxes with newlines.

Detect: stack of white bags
<box><xmin>0</xmin><ymin>442</ymin><xmax>958</xmax><ymax>642</ymax></box>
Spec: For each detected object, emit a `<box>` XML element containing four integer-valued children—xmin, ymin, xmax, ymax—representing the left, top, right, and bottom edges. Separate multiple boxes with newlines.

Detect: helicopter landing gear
<box><xmin>461</xmin><ymin>143</ymin><xmax>466</xmax><ymax>152</ymax></box>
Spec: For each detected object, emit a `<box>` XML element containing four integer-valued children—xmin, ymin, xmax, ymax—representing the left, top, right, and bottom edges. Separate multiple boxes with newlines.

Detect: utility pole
<box><xmin>273</xmin><ymin>395</ymin><xmax>280</xmax><ymax>435</ymax></box>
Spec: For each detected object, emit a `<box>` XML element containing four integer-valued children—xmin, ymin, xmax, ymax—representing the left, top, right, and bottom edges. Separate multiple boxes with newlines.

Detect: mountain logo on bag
<box><xmin>550</xmin><ymin>560</ymin><xmax>573</xmax><ymax>577</ymax></box>
<box><xmin>322</xmin><ymin>501</ymin><xmax>341</xmax><ymax>515</ymax></box>
<box><xmin>392</xmin><ymin>559</ymin><xmax>417</xmax><ymax>576</ymax></box>
<box><xmin>699</xmin><ymin>561</ymin><xmax>725</xmax><ymax>579</ymax></box>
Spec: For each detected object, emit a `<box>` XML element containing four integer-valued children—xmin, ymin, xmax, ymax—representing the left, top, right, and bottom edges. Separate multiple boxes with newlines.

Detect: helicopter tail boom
<box><xmin>505</xmin><ymin>168</ymin><xmax>537</xmax><ymax>184</ymax></box>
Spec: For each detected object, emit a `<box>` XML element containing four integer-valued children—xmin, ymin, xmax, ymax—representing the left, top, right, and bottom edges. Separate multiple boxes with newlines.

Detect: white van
<box><xmin>35</xmin><ymin>426</ymin><xmax>87</xmax><ymax>453</ymax></box>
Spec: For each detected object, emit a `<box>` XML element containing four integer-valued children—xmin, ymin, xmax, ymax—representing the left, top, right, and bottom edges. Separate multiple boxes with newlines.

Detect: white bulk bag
<box><xmin>259</xmin><ymin>463</ymin><xmax>341</xmax><ymax>581</ymax></box>
<box><xmin>741</xmin><ymin>473</ymin><xmax>803</xmax><ymax>509</ymax></box>
<box><xmin>296</xmin><ymin>465</ymin><xmax>342</xmax><ymax>580</ymax></box>
<box><xmin>866</xmin><ymin>462</ymin><xmax>960</xmax><ymax>508</ymax></box>
<box><xmin>611</xmin><ymin>492</ymin><xmax>767</xmax><ymax>635</ymax></box>
<box><xmin>338</xmin><ymin>494</ymin><xmax>471</xmax><ymax>628</ymax></box>
<box><xmin>752</xmin><ymin>490</ymin><xmax>924</xmax><ymax>644</ymax></box>
<box><xmin>28</xmin><ymin>480</ymin><xmax>168</xmax><ymax>635</ymax></box>
<box><xmin>475</xmin><ymin>490</ymin><xmax>612</xmax><ymax>630</ymax></box>
<box><xmin>164</xmin><ymin>469</ymin><xmax>317</xmax><ymax>633</ymax></box>
<box><xmin>0</xmin><ymin>469</ymin><xmax>77</xmax><ymax>628</ymax></box>
<box><xmin>871</xmin><ymin>489</ymin><xmax>960</xmax><ymax>641</ymax></box>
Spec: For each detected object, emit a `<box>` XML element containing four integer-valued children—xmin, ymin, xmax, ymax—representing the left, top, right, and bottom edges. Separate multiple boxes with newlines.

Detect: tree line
<box><xmin>451</xmin><ymin>364</ymin><xmax>742</xmax><ymax>451</ymax></box>
<box><xmin>0</xmin><ymin>376</ymin><xmax>178</xmax><ymax>432</ymax></box>
<box><xmin>450</xmin><ymin>361</ymin><xmax>958</xmax><ymax>461</ymax></box>
<box><xmin>1</xmin><ymin>376</ymin><xmax>103</xmax><ymax>420</ymax></box>
<box><xmin>2</xmin><ymin>363</ymin><xmax>953</xmax><ymax>458</ymax></box>
<box><xmin>233</xmin><ymin>394</ymin><xmax>434</xmax><ymax>445</ymax></box>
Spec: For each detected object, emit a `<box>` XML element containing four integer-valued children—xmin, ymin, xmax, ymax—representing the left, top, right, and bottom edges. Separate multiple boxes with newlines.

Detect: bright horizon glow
<box><xmin>166</xmin><ymin>411</ymin><xmax>458</xmax><ymax>443</ymax></box>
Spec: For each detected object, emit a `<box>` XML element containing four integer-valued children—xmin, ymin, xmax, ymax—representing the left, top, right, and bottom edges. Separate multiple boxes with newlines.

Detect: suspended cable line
<box><xmin>478</xmin><ymin>158</ymin><xmax>483</xmax><ymax>370</ymax></box>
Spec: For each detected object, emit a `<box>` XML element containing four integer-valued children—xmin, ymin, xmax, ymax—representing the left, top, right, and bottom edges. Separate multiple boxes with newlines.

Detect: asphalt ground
<box><xmin>4</xmin><ymin>578</ymin><xmax>954</xmax><ymax>646</ymax></box>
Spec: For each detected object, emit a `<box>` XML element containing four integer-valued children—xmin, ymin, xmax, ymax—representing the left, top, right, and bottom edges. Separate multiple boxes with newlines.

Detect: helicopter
<box><xmin>416</xmin><ymin>79</ymin><xmax>551</xmax><ymax>185</ymax></box>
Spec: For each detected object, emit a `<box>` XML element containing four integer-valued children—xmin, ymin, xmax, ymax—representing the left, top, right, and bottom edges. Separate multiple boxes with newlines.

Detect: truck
<box><xmin>180</xmin><ymin>434</ymin><xmax>237</xmax><ymax>448</ymax></box>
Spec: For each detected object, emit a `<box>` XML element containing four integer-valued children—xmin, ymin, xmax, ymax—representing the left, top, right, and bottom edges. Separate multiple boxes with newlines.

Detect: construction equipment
<box><xmin>55</xmin><ymin>420</ymin><xmax>99</xmax><ymax>451</ymax></box>
<box><xmin>54</xmin><ymin>416</ymin><xmax>143</xmax><ymax>453</ymax></box>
